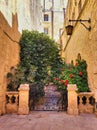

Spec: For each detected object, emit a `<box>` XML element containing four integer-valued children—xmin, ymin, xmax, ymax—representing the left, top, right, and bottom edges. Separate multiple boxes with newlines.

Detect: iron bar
<box><xmin>69</xmin><ymin>18</ymin><xmax>91</xmax><ymax>23</ymax></box>
<box><xmin>69</xmin><ymin>18</ymin><xmax>91</xmax><ymax>31</ymax></box>
<box><xmin>51</xmin><ymin>0</ymin><xmax>54</xmax><ymax>39</ymax></box>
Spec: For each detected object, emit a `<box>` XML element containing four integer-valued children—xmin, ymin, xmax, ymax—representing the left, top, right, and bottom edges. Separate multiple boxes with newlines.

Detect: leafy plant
<box><xmin>7</xmin><ymin>65</ymin><xmax>36</xmax><ymax>91</ymax></box>
<box><xmin>7</xmin><ymin>30</ymin><xmax>63</xmax><ymax>94</ymax></box>
<box><xmin>53</xmin><ymin>58</ymin><xmax>90</xmax><ymax>92</ymax></box>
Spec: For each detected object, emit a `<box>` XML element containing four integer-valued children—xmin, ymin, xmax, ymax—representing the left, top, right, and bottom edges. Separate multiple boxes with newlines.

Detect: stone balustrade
<box><xmin>4</xmin><ymin>84</ymin><xmax>96</xmax><ymax>116</ymax></box>
<box><xmin>6</xmin><ymin>91</ymin><xmax>19</xmax><ymax>113</ymax></box>
<box><xmin>78</xmin><ymin>92</ymin><xmax>95</xmax><ymax>113</ymax></box>
<box><xmin>5</xmin><ymin>84</ymin><xmax>29</xmax><ymax>115</ymax></box>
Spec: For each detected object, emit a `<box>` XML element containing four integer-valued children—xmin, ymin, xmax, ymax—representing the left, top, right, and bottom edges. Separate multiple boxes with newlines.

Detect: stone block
<box><xmin>6</xmin><ymin>103</ymin><xmax>18</xmax><ymax>113</ymax></box>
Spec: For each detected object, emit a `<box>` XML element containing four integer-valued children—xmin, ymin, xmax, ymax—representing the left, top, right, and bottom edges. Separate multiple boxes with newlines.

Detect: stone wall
<box><xmin>0</xmin><ymin>11</ymin><xmax>21</xmax><ymax>115</ymax></box>
<box><xmin>60</xmin><ymin>0</ymin><xmax>97</xmax><ymax>93</ymax></box>
<box><xmin>0</xmin><ymin>0</ymin><xmax>43</xmax><ymax>32</ymax></box>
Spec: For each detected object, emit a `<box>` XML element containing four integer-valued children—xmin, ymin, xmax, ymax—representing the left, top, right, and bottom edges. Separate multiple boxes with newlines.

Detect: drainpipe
<box><xmin>51</xmin><ymin>0</ymin><xmax>54</xmax><ymax>39</ymax></box>
<box><xmin>43</xmin><ymin>0</ymin><xmax>45</xmax><ymax>12</ymax></box>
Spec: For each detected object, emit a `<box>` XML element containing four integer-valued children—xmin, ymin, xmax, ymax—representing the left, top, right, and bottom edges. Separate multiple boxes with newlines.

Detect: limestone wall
<box><xmin>0</xmin><ymin>0</ymin><xmax>43</xmax><ymax>32</ymax></box>
<box><xmin>0</xmin><ymin>11</ymin><xmax>21</xmax><ymax>115</ymax></box>
<box><xmin>61</xmin><ymin>0</ymin><xmax>97</xmax><ymax>92</ymax></box>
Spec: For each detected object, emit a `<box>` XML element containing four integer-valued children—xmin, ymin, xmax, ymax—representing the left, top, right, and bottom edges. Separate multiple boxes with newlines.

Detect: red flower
<box><xmin>69</xmin><ymin>74</ymin><xmax>73</xmax><ymax>78</ymax></box>
<box><xmin>75</xmin><ymin>62</ymin><xmax>78</xmax><ymax>66</ymax></box>
<box><xmin>59</xmin><ymin>80</ymin><xmax>64</xmax><ymax>84</ymax></box>
<box><xmin>64</xmin><ymin>80</ymin><xmax>69</xmax><ymax>86</ymax></box>
<box><xmin>54</xmin><ymin>77</ymin><xmax>56</xmax><ymax>80</ymax></box>
<box><xmin>79</xmin><ymin>71</ymin><xmax>83</xmax><ymax>76</ymax></box>
<box><xmin>54</xmin><ymin>77</ymin><xmax>59</xmax><ymax>81</ymax></box>
<box><xmin>62</xmin><ymin>68</ymin><xmax>65</xmax><ymax>71</ymax></box>
<box><xmin>56</xmin><ymin>78</ymin><xmax>59</xmax><ymax>81</ymax></box>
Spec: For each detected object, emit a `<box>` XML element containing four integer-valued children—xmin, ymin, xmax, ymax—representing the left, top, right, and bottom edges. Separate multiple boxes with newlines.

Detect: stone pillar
<box><xmin>94</xmin><ymin>89</ymin><xmax>97</xmax><ymax>117</ymax></box>
<box><xmin>18</xmin><ymin>84</ymin><xmax>29</xmax><ymax>115</ymax></box>
<box><xmin>67</xmin><ymin>84</ymin><xmax>79</xmax><ymax>115</ymax></box>
<box><xmin>0</xmin><ymin>75</ymin><xmax>7</xmax><ymax>115</ymax></box>
<box><xmin>0</xmin><ymin>91</ymin><xmax>6</xmax><ymax>115</ymax></box>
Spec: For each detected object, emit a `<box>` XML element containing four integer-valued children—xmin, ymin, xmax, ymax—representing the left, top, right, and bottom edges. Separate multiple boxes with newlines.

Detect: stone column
<box><xmin>0</xmin><ymin>74</ymin><xmax>7</xmax><ymax>115</ymax></box>
<box><xmin>67</xmin><ymin>84</ymin><xmax>79</xmax><ymax>115</ymax></box>
<box><xmin>18</xmin><ymin>84</ymin><xmax>29</xmax><ymax>115</ymax></box>
<box><xmin>94</xmin><ymin>89</ymin><xmax>97</xmax><ymax>117</ymax></box>
<box><xmin>0</xmin><ymin>91</ymin><xmax>6</xmax><ymax>115</ymax></box>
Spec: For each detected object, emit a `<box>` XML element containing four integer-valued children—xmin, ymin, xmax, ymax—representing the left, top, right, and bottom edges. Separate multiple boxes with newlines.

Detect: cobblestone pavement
<box><xmin>0</xmin><ymin>112</ymin><xmax>97</xmax><ymax>130</ymax></box>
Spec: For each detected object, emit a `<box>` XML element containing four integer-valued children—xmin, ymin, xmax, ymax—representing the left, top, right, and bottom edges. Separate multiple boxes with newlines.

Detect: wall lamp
<box><xmin>65</xmin><ymin>18</ymin><xmax>91</xmax><ymax>35</ymax></box>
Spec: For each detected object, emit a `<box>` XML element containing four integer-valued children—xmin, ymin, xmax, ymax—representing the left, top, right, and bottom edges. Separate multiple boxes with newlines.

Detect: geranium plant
<box><xmin>53</xmin><ymin>58</ymin><xmax>90</xmax><ymax>92</ymax></box>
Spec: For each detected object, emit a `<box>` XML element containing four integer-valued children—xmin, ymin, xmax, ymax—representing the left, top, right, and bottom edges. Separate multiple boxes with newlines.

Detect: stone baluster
<box><xmin>6</xmin><ymin>92</ymin><xmax>19</xmax><ymax>114</ymax></box>
<box><xmin>8</xmin><ymin>95</ymin><xmax>12</xmax><ymax>104</ymax></box>
<box><xmin>15</xmin><ymin>95</ymin><xmax>19</xmax><ymax>105</ymax></box>
<box><xmin>78</xmin><ymin>92</ymin><xmax>95</xmax><ymax>113</ymax></box>
<box><xmin>87</xmin><ymin>96</ymin><xmax>89</xmax><ymax>105</ymax></box>
<box><xmin>79</xmin><ymin>96</ymin><xmax>83</xmax><ymax>105</ymax></box>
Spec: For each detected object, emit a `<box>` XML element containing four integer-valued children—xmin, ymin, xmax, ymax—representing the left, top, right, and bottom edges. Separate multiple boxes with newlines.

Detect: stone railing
<box><xmin>6</xmin><ymin>91</ymin><xmax>19</xmax><ymax>113</ymax></box>
<box><xmin>5</xmin><ymin>84</ymin><xmax>30</xmax><ymax>115</ymax></box>
<box><xmin>5</xmin><ymin>84</ymin><xmax>96</xmax><ymax>116</ymax></box>
<box><xmin>78</xmin><ymin>92</ymin><xmax>95</xmax><ymax>113</ymax></box>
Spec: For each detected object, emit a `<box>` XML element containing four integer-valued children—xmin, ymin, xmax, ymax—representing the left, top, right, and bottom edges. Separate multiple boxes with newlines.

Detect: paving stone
<box><xmin>0</xmin><ymin>112</ymin><xmax>97</xmax><ymax>130</ymax></box>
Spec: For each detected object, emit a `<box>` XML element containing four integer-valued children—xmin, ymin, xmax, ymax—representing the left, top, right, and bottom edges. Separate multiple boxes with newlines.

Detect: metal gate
<box><xmin>29</xmin><ymin>84</ymin><xmax>68</xmax><ymax>111</ymax></box>
<box><xmin>29</xmin><ymin>91</ymin><xmax>68</xmax><ymax>111</ymax></box>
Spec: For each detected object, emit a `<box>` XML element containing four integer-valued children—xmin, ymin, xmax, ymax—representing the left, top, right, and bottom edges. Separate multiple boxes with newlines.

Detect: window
<box><xmin>44</xmin><ymin>14</ymin><xmax>49</xmax><ymax>21</ymax></box>
<box><xmin>44</xmin><ymin>28</ymin><xmax>49</xmax><ymax>34</ymax></box>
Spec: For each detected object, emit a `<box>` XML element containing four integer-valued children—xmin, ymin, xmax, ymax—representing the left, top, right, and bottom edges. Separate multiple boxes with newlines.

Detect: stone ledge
<box><xmin>67</xmin><ymin>84</ymin><xmax>78</xmax><ymax>91</ymax></box>
<box><xmin>18</xmin><ymin>84</ymin><xmax>29</xmax><ymax>91</ymax></box>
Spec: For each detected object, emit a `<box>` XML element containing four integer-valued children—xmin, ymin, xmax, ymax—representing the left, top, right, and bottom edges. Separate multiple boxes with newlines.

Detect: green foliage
<box><xmin>7</xmin><ymin>30</ymin><xmax>63</xmax><ymax>93</ymax></box>
<box><xmin>50</xmin><ymin>56</ymin><xmax>65</xmax><ymax>80</ymax></box>
<box><xmin>7</xmin><ymin>29</ymin><xmax>89</xmax><ymax>94</ymax></box>
<box><xmin>7</xmin><ymin>29</ymin><xmax>89</xmax><ymax>95</ymax></box>
<box><xmin>7</xmin><ymin>65</ymin><xmax>36</xmax><ymax>91</ymax></box>
<box><xmin>53</xmin><ymin>58</ymin><xmax>90</xmax><ymax>92</ymax></box>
